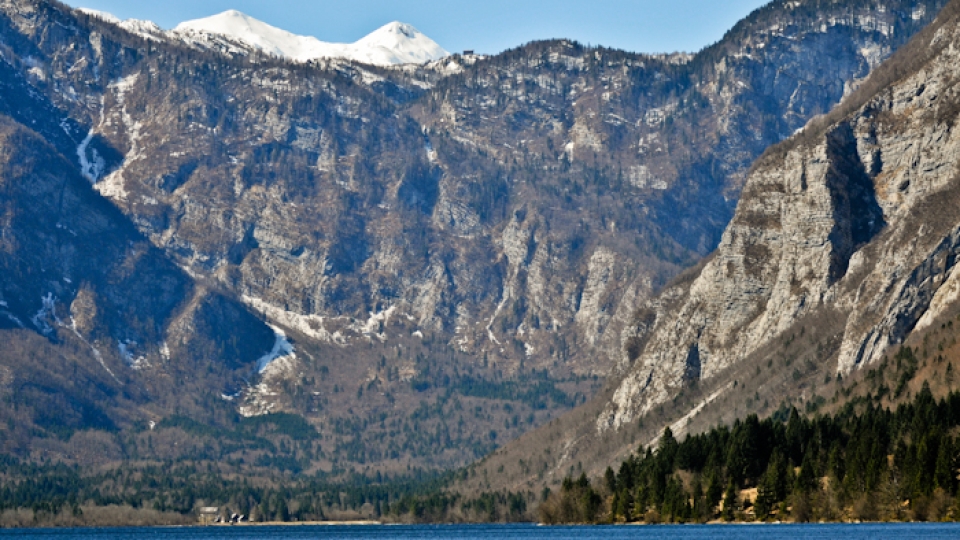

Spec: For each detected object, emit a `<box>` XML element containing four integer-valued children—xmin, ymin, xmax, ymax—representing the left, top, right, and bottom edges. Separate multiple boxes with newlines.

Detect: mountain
<box><xmin>81</xmin><ymin>8</ymin><xmax>450</xmax><ymax>66</ymax></box>
<box><xmin>0</xmin><ymin>0</ymin><xmax>947</xmax><ymax>473</ymax></box>
<box><xmin>177</xmin><ymin>12</ymin><xmax>448</xmax><ymax>66</ymax></box>
<box><xmin>462</xmin><ymin>0</ymin><xmax>960</xmax><ymax>497</ymax></box>
<box><xmin>0</xmin><ymin>105</ymin><xmax>278</xmax><ymax>456</ymax></box>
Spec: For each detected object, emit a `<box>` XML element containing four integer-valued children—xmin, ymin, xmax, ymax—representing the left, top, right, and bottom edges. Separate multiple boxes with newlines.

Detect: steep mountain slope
<box><xmin>406</xmin><ymin>0</ymin><xmax>949</xmax><ymax>379</ymax></box>
<box><xmin>0</xmin><ymin>0</ymin><xmax>947</xmax><ymax>471</ymax></box>
<box><xmin>604</xmin><ymin>0</ymin><xmax>960</xmax><ymax>430</ymax></box>
<box><xmin>464</xmin><ymin>0</ymin><xmax>960</xmax><ymax>496</ymax></box>
<box><xmin>0</xmin><ymin>111</ymin><xmax>279</xmax><ymax>455</ymax></box>
<box><xmin>0</xmin><ymin>0</ymin><xmax>600</xmax><ymax>469</ymax></box>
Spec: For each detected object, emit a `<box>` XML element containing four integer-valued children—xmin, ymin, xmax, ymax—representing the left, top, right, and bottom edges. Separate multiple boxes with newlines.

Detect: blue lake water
<box><xmin>2</xmin><ymin>523</ymin><xmax>960</xmax><ymax>540</ymax></box>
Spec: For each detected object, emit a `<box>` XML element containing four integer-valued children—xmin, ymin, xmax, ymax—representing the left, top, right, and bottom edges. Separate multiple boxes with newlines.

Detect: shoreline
<box><xmin>5</xmin><ymin>520</ymin><xmax>959</xmax><ymax>529</ymax></box>
<box><xmin>202</xmin><ymin>520</ymin><xmax>383</xmax><ymax>526</ymax></box>
<box><xmin>202</xmin><ymin>519</ymin><xmax>950</xmax><ymax>527</ymax></box>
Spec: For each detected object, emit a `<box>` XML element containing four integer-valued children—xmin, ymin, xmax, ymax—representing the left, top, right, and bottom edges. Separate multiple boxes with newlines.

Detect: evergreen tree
<box><xmin>722</xmin><ymin>482</ymin><xmax>738</xmax><ymax>521</ymax></box>
<box><xmin>756</xmin><ymin>449</ymin><xmax>788</xmax><ymax>519</ymax></box>
<box><xmin>705</xmin><ymin>472</ymin><xmax>723</xmax><ymax>513</ymax></box>
<box><xmin>934</xmin><ymin>436</ymin><xmax>956</xmax><ymax>493</ymax></box>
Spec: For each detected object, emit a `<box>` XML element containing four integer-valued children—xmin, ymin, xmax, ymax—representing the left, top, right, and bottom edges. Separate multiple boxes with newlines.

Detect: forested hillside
<box><xmin>544</xmin><ymin>368</ymin><xmax>960</xmax><ymax>523</ymax></box>
<box><xmin>3</xmin><ymin>353</ymin><xmax>958</xmax><ymax>526</ymax></box>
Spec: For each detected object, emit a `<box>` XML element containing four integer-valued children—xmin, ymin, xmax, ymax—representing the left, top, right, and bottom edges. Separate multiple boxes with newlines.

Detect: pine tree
<box><xmin>705</xmin><ymin>472</ymin><xmax>723</xmax><ymax>514</ymax></box>
<box><xmin>934</xmin><ymin>436</ymin><xmax>956</xmax><ymax>493</ymax></box>
<box><xmin>756</xmin><ymin>449</ymin><xmax>788</xmax><ymax>519</ymax></box>
<box><xmin>722</xmin><ymin>482</ymin><xmax>738</xmax><ymax>521</ymax></box>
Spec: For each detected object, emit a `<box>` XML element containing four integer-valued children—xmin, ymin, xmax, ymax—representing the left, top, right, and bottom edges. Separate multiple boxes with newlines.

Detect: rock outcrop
<box><xmin>602</xmin><ymin>0</ymin><xmax>960</xmax><ymax>430</ymax></box>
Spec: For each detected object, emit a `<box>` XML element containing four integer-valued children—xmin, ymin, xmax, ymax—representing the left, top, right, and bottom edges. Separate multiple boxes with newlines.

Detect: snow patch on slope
<box><xmin>78</xmin><ymin>8</ymin><xmax>165</xmax><ymax>41</ymax></box>
<box><xmin>31</xmin><ymin>293</ymin><xmax>59</xmax><ymax>336</ymax></box>
<box><xmin>240</xmin><ymin>326</ymin><xmax>299</xmax><ymax>418</ymax></box>
<box><xmin>2</xmin><ymin>309</ymin><xmax>24</xmax><ymax>328</ymax></box>
<box><xmin>354</xmin><ymin>306</ymin><xmax>397</xmax><ymax>339</ymax></box>
<box><xmin>76</xmin><ymin>97</ymin><xmax>106</xmax><ymax>184</ymax></box>
<box><xmin>95</xmin><ymin>74</ymin><xmax>141</xmax><ymax>201</ymax></box>
<box><xmin>77</xmin><ymin>8</ymin><xmax>120</xmax><ymax>24</ymax></box>
<box><xmin>256</xmin><ymin>325</ymin><xmax>296</xmax><ymax>374</ymax></box>
<box><xmin>118</xmin><ymin>339</ymin><xmax>149</xmax><ymax>370</ymax></box>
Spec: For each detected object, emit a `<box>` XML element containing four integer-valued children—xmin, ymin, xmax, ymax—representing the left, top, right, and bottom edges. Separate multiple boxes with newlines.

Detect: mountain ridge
<box><xmin>79</xmin><ymin>7</ymin><xmax>450</xmax><ymax>66</ymax></box>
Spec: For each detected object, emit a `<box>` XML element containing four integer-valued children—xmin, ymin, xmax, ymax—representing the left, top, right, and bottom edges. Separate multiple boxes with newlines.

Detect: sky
<box><xmin>61</xmin><ymin>0</ymin><xmax>772</xmax><ymax>56</ymax></box>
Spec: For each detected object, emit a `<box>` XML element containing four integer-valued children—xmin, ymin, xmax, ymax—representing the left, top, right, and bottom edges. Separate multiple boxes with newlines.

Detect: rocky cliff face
<box><xmin>410</xmin><ymin>0</ymin><xmax>948</xmax><ymax>375</ymax></box>
<box><xmin>601</xmin><ymin>0</ymin><xmax>960</xmax><ymax>432</ymax></box>
<box><xmin>0</xmin><ymin>0</ymin><xmax>947</xmax><ymax>469</ymax></box>
<box><xmin>454</xmin><ymin>0</ymin><xmax>960</xmax><ymax>496</ymax></box>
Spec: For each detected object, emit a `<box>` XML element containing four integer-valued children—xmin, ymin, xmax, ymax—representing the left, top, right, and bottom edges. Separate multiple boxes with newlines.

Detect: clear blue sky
<box><xmin>62</xmin><ymin>0</ymin><xmax>771</xmax><ymax>55</ymax></box>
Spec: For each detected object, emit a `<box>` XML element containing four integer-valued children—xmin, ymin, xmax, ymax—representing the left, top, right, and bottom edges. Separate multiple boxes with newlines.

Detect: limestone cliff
<box><xmin>602</xmin><ymin>0</ymin><xmax>960</xmax><ymax>431</ymax></box>
<box><xmin>457</xmin><ymin>0</ymin><xmax>960</xmax><ymax>496</ymax></box>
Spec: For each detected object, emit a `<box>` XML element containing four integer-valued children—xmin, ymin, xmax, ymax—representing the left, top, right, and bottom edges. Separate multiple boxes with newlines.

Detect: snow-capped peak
<box><xmin>173</xmin><ymin>11</ymin><xmax>449</xmax><ymax>66</ymax></box>
<box><xmin>173</xmin><ymin>10</ymin><xmax>308</xmax><ymax>59</ymax></box>
<box><xmin>352</xmin><ymin>22</ymin><xmax>449</xmax><ymax>65</ymax></box>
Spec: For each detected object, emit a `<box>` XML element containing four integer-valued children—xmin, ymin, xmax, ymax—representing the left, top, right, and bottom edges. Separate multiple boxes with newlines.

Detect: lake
<box><xmin>2</xmin><ymin>523</ymin><xmax>960</xmax><ymax>539</ymax></box>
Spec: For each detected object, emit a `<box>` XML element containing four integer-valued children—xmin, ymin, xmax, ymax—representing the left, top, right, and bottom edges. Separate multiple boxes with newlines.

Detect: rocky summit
<box><xmin>0</xmin><ymin>0</ymin><xmax>949</xmax><ymax>472</ymax></box>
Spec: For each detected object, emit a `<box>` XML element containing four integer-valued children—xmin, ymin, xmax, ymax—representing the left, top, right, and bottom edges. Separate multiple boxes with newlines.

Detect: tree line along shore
<box><xmin>3</xmin><ymin>346</ymin><xmax>960</xmax><ymax>527</ymax></box>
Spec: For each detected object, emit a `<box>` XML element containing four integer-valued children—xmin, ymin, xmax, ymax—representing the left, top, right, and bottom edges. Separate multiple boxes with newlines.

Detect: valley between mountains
<box><xmin>1</xmin><ymin>0</ymin><xmax>959</xmax><ymax>517</ymax></box>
